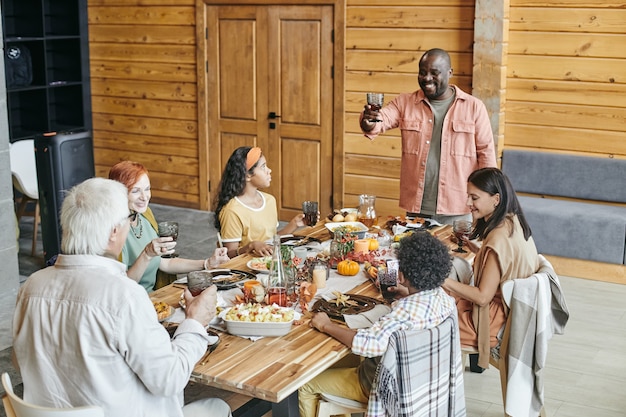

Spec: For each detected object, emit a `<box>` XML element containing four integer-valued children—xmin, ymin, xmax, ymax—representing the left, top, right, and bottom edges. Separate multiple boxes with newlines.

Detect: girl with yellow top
<box><xmin>214</xmin><ymin>147</ymin><xmax>304</xmax><ymax>259</ymax></box>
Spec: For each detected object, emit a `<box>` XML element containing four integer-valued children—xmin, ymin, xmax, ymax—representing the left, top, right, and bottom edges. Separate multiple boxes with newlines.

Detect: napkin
<box><xmin>315</xmin><ymin>270</ymin><xmax>368</xmax><ymax>301</ymax></box>
<box><xmin>449</xmin><ymin>256</ymin><xmax>473</xmax><ymax>285</ymax></box>
<box><xmin>168</xmin><ymin>307</ymin><xmax>186</xmax><ymax>323</ymax></box>
<box><xmin>343</xmin><ymin>304</ymin><xmax>391</xmax><ymax>329</ymax></box>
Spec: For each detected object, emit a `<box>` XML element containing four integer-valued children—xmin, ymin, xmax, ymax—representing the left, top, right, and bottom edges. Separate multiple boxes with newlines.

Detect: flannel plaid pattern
<box><xmin>367</xmin><ymin>312</ymin><xmax>466</xmax><ymax>417</ymax></box>
<box><xmin>352</xmin><ymin>287</ymin><xmax>456</xmax><ymax>358</ymax></box>
<box><xmin>503</xmin><ymin>256</ymin><xmax>569</xmax><ymax>417</ymax></box>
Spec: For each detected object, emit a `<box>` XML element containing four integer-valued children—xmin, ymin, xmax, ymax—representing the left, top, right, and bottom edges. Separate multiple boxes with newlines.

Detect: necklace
<box><xmin>130</xmin><ymin>215</ymin><xmax>143</xmax><ymax>239</ymax></box>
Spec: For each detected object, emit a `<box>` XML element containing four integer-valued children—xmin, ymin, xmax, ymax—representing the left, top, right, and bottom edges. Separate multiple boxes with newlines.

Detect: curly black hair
<box><xmin>212</xmin><ymin>146</ymin><xmax>260</xmax><ymax>231</ymax></box>
<box><xmin>395</xmin><ymin>232</ymin><xmax>452</xmax><ymax>292</ymax></box>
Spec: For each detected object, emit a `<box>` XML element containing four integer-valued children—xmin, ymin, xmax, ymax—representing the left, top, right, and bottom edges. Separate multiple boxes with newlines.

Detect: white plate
<box><xmin>219</xmin><ymin>307</ymin><xmax>300</xmax><ymax>337</ymax></box>
<box><xmin>247</xmin><ymin>257</ymin><xmax>271</xmax><ymax>273</ymax></box>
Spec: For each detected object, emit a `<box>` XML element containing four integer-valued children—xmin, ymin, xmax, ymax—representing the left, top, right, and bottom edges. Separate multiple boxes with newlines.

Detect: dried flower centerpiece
<box><xmin>329</xmin><ymin>227</ymin><xmax>359</xmax><ymax>268</ymax></box>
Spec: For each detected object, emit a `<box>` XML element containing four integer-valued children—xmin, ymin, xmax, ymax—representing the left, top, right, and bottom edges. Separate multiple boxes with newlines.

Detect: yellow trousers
<box><xmin>298</xmin><ymin>367</ymin><xmax>369</xmax><ymax>417</ymax></box>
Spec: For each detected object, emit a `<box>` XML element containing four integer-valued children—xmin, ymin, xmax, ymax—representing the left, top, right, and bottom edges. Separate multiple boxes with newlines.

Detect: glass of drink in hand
<box><xmin>378</xmin><ymin>268</ymin><xmax>397</xmax><ymax>303</ymax></box>
<box><xmin>452</xmin><ymin>220</ymin><xmax>472</xmax><ymax>253</ymax></box>
<box><xmin>157</xmin><ymin>221</ymin><xmax>179</xmax><ymax>258</ymax></box>
<box><xmin>187</xmin><ymin>270</ymin><xmax>213</xmax><ymax>296</ymax></box>
<box><xmin>302</xmin><ymin>201</ymin><xmax>319</xmax><ymax>226</ymax></box>
<box><xmin>366</xmin><ymin>92</ymin><xmax>384</xmax><ymax>122</ymax></box>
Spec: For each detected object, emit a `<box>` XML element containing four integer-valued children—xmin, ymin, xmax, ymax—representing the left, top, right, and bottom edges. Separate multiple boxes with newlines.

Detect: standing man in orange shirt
<box><xmin>360</xmin><ymin>48</ymin><xmax>497</xmax><ymax>225</ymax></box>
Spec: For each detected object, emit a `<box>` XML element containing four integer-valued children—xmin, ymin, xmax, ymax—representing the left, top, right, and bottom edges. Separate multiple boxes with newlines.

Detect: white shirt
<box><xmin>13</xmin><ymin>254</ymin><xmax>211</xmax><ymax>417</ymax></box>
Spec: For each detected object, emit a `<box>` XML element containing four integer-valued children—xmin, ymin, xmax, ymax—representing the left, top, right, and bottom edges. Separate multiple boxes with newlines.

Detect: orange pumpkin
<box><xmin>368</xmin><ymin>238</ymin><xmax>379</xmax><ymax>251</ymax></box>
<box><xmin>337</xmin><ymin>260</ymin><xmax>360</xmax><ymax>276</ymax></box>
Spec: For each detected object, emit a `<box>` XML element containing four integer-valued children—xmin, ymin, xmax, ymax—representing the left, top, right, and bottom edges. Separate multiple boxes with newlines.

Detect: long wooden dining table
<box><xmin>149</xmin><ymin>221</ymin><xmax>473</xmax><ymax>417</ymax></box>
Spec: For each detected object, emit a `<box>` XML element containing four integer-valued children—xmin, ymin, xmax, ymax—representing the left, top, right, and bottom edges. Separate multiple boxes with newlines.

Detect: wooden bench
<box><xmin>501</xmin><ymin>150</ymin><xmax>626</xmax><ymax>284</ymax></box>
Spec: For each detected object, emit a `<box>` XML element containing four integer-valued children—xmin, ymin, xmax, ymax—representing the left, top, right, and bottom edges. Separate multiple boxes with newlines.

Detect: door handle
<box><xmin>268</xmin><ymin>112</ymin><xmax>281</xmax><ymax>119</ymax></box>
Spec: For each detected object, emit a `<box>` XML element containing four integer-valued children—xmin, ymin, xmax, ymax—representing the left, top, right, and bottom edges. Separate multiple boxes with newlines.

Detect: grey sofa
<box><xmin>501</xmin><ymin>150</ymin><xmax>626</xmax><ymax>265</ymax></box>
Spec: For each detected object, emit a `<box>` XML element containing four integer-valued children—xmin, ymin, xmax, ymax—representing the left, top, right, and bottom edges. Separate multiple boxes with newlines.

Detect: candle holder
<box><xmin>310</xmin><ymin>259</ymin><xmax>329</xmax><ymax>289</ymax></box>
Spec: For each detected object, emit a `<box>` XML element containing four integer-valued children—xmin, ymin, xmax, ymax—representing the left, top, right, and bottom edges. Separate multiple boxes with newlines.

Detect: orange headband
<box><xmin>246</xmin><ymin>147</ymin><xmax>262</xmax><ymax>171</ymax></box>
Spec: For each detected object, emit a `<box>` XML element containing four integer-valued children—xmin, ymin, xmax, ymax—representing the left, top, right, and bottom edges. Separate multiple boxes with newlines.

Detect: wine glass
<box><xmin>157</xmin><ymin>221</ymin><xmax>179</xmax><ymax>258</ymax></box>
<box><xmin>302</xmin><ymin>201</ymin><xmax>319</xmax><ymax>226</ymax></box>
<box><xmin>366</xmin><ymin>92</ymin><xmax>384</xmax><ymax>122</ymax></box>
<box><xmin>452</xmin><ymin>220</ymin><xmax>472</xmax><ymax>253</ymax></box>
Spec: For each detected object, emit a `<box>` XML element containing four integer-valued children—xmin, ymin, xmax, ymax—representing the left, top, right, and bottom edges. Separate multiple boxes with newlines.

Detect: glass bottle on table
<box><xmin>267</xmin><ymin>235</ymin><xmax>287</xmax><ymax>306</ymax></box>
<box><xmin>357</xmin><ymin>194</ymin><xmax>377</xmax><ymax>227</ymax></box>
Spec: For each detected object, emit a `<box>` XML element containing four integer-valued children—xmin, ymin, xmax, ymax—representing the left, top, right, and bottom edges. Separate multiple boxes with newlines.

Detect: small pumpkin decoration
<box><xmin>368</xmin><ymin>238</ymin><xmax>379</xmax><ymax>251</ymax></box>
<box><xmin>337</xmin><ymin>259</ymin><xmax>360</xmax><ymax>276</ymax></box>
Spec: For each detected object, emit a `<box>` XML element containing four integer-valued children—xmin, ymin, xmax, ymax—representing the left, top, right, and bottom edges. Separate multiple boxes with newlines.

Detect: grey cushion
<box><xmin>519</xmin><ymin>196</ymin><xmax>626</xmax><ymax>264</ymax></box>
<box><xmin>502</xmin><ymin>150</ymin><xmax>626</xmax><ymax>204</ymax></box>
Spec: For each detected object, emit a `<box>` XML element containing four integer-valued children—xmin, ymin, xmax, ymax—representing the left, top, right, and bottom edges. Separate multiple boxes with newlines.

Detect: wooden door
<box><xmin>203</xmin><ymin>5</ymin><xmax>334</xmax><ymax>220</ymax></box>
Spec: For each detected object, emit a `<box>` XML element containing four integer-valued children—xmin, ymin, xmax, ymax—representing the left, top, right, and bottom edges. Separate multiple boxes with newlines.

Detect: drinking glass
<box><xmin>378</xmin><ymin>269</ymin><xmax>397</xmax><ymax>302</ymax></box>
<box><xmin>452</xmin><ymin>220</ymin><xmax>472</xmax><ymax>253</ymax></box>
<box><xmin>187</xmin><ymin>270</ymin><xmax>213</xmax><ymax>296</ymax></box>
<box><xmin>292</xmin><ymin>247</ymin><xmax>308</xmax><ymax>267</ymax></box>
<box><xmin>158</xmin><ymin>221</ymin><xmax>179</xmax><ymax>258</ymax></box>
<box><xmin>302</xmin><ymin>201</ymin><xmax>319</xmax><ymax>226</ymax></box>
<box><xmin>366</xmin><ymin>93</ymin><xmax>384</xmax><ymax>122</ymax></box>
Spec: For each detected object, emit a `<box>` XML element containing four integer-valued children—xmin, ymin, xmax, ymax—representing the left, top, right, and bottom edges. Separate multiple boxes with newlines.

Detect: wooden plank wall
<box><xmin>86</xmin><ymin>0</ymin><xmax>625</xmax><ymax>212</ymax></box>
<box><xmin>344</xmin><ymin>0</ymin><xmax>476</xmax><ymax>217</ymax></box>
<box><xmin>504</xmin><ymin>0</ymin><xmax>626</xmax><ymax>159</ymax></box>
<box><xmin>87</xmin><ymin>0</ymin><xmax>202</xmax><ymax>207</ymax></box>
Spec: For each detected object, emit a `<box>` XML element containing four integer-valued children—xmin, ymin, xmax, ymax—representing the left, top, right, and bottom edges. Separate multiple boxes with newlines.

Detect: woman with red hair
<box><xmin>110</xmin><ymin>161</ymin><xmax>227</xmax><ymax>291</ymax></box>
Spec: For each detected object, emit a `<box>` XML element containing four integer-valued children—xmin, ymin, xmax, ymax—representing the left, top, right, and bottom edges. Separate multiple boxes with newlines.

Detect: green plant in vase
<box><xmin>330</xmin><ymin>227</ymin><xmax>358</xmax><ymax>268</ymax></box>
<box><xmin>280</xmin><ymin>244</ymin><xmax>298</xmax><ymax>305</ymax></box>
<box><xmin>280</xmin><ymin>244</ymin><xmax>296</xmax><ymax>278</ymax></box>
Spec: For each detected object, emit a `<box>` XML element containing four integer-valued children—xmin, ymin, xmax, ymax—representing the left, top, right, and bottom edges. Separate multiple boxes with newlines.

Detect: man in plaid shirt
<box><xmin>299</xmin><ymin>232</ymin><xmax>457</xmax><ymax>417</ymax></box>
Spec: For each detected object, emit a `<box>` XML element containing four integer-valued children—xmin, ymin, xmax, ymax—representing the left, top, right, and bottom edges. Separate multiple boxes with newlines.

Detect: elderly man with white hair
<box><xmin>12</xmin><ymin>177</ymin><xmax>231</xmax><ymax>417</ymax></box>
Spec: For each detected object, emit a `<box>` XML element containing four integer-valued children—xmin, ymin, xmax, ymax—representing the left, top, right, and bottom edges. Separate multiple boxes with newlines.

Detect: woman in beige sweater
<box><xmin>443</xmin><ymin>167</ymin><xmax>539</xmax><ymax>368</ymax></box>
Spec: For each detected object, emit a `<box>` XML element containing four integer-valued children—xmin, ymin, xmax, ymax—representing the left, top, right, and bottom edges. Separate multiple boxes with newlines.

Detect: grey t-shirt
<box><xmin>420</xmin><ymin>91</ymin><xmax>456</xmax><ymax>215</ymax></box>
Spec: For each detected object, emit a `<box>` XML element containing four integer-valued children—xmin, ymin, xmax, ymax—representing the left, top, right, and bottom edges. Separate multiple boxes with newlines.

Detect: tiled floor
<box><xmin>7</xmin><ymin>203</ymin><xmax>626</xmax><ymax>416</ymax></box>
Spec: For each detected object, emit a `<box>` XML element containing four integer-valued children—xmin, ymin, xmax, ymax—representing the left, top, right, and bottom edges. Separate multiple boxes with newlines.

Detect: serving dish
<box><xmin>311</xmin><ymin>294</ymin><xmax>384</xmax><ymax>323</ymax></box>
<box><xmin>325</xmin><ymin>221</ymin><xmax>369</xmax><ymax>239</ymax></box>
<box><xmin>219</xmin><ymin>306</ymin><xmax>300</xmax><ymax>337</ymax></box>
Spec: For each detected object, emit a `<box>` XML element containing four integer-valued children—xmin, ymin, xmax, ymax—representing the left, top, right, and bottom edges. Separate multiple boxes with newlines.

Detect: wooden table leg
<box><xmin>271</xmin><ymin>391</ymin><xmax>299</xmax><ymax>417</ymax></box>
<box><xmin>232</xmin><ymin>398</ymin><xmax>271</xmax><ymax>417</ymax></box>
<box><xmin>231</xmin><ymin>392</ymin><xmax>298</xmax><ymax>417</ymax></box>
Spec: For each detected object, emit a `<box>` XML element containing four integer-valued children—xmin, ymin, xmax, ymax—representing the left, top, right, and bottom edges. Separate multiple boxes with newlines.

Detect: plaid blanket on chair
<box><xmin>367</xmin><ymin>313</ymin><xmax>466</xmax><ymax>417</ymax></box>
<box><xmin>503</xmin><ymin>257</ymin><xmax>569</xmax><ymax>417</ymax></box>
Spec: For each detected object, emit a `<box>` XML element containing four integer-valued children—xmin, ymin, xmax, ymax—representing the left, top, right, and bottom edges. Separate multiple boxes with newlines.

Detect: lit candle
<box><xmin>354</xmin><ymin>239</ymin><xmax>370</xmax><ymax>255</ymax></box>
<box><xmin>312</xmin><ymin>268</ymin><xmax>327</xmax><ymax>288</ymax></box>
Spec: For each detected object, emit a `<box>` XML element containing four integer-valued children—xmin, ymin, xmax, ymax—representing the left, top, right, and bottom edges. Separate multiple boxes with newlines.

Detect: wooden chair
<box><xmin>1</xmin><ymin>373</ymin><xmax>104</xmax><ymax>417</ymax></box>
<box><xmin>461</xmin><ymin>256</ymin><xmax>560</xmax><ymax>417</ymax></box>
<box><xmin>10</xmin><ymin>139</ymin><xmax>40</xmax><ymax>256</ymax></box>
<box><xmin>318</xmin><ymin>314</ymin><xmax>465</xmax><ymax>417</ymax></box>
